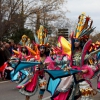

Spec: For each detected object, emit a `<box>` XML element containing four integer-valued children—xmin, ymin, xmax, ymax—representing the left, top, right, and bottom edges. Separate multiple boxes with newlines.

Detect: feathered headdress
<box><xmin>74</xmin><ymin>12</ymin><xmax>95</xmax><ymax>42</ymax></box>
<box><xmin>34</xmin><ymin>25</ymin><xmax>49</xmax><ymax>46</ymax></box>
<box><xmin>70</xmin><ymin>13</ymin><xmax>96</xmax><ymax>52</ymax></box>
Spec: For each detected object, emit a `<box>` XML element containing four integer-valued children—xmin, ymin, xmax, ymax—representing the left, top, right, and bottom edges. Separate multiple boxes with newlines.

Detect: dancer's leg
<box><xmin>38</xmin><ymin>89</ymin><xmax>45</xmax><ymax>100</ymax></box>
<box><xmin>25</xmin><ymin>96</ymin><xmax>30</xmax><ymax>100</ymax></box>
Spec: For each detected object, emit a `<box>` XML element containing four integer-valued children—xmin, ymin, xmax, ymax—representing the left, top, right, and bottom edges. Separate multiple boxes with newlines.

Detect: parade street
<box><xmin>0</xmin><ymin>77</ymin><xmax>100</xmax><ymax>100</ymax></box>
<box><xmin>0</xmin><ymin>80</ymin><xmax>51</xmax><ymax>100</ymax></box>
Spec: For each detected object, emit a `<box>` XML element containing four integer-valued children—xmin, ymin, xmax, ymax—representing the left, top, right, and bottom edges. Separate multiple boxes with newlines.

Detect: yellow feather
<box><xmin>75</xmin><ymin>13</ymin><xmax>86</xmax><ymax>38</ymax></box>
<box><xmin>59</xmin><ymin>36</ymin><xmax>71</xmax><ymax>56</ymax></box>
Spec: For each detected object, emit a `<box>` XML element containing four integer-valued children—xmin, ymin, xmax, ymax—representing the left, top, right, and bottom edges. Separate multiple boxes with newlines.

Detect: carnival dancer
<box><xmin>44</xmin><ymin>36</ymin><xmax>74</xmax><ymax>100</ymax></box>
<box><xmin>13</xmin><ymin>36</ymin><xmax>34</xmax><ymax>61</ymax></box>
<box><xmin>26</xmin><ymin>38</ymin><xmax>33</xmax><ymax>49</ymax></box>
<box><xmin>16</xmin><ymin>25</ymin><xmax>50</xmax><ymax>100</ymax></box>
<box><xmin>19</xmin><ymin>34</ymin><xmax>28</xmax><ymax>46</ymax></box>
<box><xmin>45</xmin><ymin>13</ymin><xmax>98</xmax><ymax>100</ymax></box>
<box><xmin>22</xmin><ymin>45</ymin><xmax>49</xmax><ymax>100</ymax></box>
<box><xmin>69</xmin><ymin>13</ymin><xmax>99</xmax><ymax>100</ymax></box>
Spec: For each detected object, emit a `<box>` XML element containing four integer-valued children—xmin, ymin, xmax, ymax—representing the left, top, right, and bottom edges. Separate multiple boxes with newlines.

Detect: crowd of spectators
<box><xmin>0</xmin><ymin>40</ymin><xmax>17</xmax><ymax>67</ymax></box>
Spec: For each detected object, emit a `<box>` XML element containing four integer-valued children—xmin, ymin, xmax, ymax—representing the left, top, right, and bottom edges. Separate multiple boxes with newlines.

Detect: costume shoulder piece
<box><xmin>85</xmin><ymin>41</ymin><xmax>100</xmax><ymax>61</ymax></box>
<box><xmin>81</xmin><ymin>39</ymin><xmax>92</xmax><ymax>67</ymax></box>
<box><xmin>58</xmin><ymin>36</ymin><xmax>71</xmax><ymax>59</ymax></box>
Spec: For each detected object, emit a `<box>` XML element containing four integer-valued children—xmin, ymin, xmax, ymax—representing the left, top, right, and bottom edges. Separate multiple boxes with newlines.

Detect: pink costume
<box><xmin>69</xmin><ymin>13</ymin><xmax>98</xmax><ymax>100</ymax></box>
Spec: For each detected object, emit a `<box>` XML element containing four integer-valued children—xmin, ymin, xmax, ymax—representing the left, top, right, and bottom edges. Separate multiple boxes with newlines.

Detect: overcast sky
<box><xmin>65</xmin><ymin>0</ymin><xmax>100</xmax><ymax>31</ymax></box>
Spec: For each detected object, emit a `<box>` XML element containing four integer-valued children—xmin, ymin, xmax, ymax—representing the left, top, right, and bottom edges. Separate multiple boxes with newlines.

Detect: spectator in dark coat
<box><xmin>0</xmin><ymin>45</ymin><xmax>11</xmax><ymax>67</ymax></box>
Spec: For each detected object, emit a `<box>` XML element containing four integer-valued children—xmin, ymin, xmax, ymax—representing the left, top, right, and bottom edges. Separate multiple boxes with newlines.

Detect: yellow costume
<box><xmin>19</xmin><ymin>34</ymin><xmax>28</xmax><ymax>46</ymax></box>
<box><xmin>37</xmin><ymin>25</ymin><xmax>47</xmax><ymax>45</ymax></box>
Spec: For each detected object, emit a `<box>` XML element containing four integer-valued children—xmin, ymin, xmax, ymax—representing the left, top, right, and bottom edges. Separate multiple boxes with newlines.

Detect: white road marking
<box><xmin>42</xmin><ymin>96</ymin><xmax>51</xmax><ymax>100</ymax></box>
<box><xmin>0</xmin><ymin>80</ymin><xmax>10</xmax><ymax>84</ymax></box>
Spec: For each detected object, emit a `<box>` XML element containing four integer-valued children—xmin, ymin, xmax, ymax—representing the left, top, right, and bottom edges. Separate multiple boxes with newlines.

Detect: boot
<box><xmin>38</xmin><ymin>95</ymin><xmax>43</xmax><ymax>100</ymax></box>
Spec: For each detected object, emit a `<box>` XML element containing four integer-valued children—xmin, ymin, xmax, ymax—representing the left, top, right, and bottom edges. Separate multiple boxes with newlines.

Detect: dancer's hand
<box><xmin>81</xmin><ymin>69</ymin><xmax>88</xmax><ymax>73</ymax></box>
<box><xmin>63</xmin><ymin>66</ymin><xmax>71</xmax><ymax>71</ymax></box>
<box><xmin>43</xmin><ymin>62</ymin><xmax>50</xmax><ymax>66</ymax></box>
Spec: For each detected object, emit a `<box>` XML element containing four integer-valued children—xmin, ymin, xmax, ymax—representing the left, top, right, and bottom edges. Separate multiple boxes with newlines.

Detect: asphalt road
<box><xmin>0</xmin><ymin>80</ymin><xmax>51</xmax><ymax>100</ymax></box>
<box><xmin>0</xmin><ymin>77</ymin><xmax>100</xmax><ymax>100</ymax></box>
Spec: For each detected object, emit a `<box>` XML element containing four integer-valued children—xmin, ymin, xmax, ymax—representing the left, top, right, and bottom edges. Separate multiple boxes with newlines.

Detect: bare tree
<box><xmin>89</xmin><ymin>30</ymin><xmax>100</xmax><ymax>42</ymax></box>
<box><xmin>0</xmin><ymin>0</ymin><xmax>69</xmax><ymax>40</ymax></box>
<box><xmin>25</xmin><ymin>0</ymin><xmax>69</xmax><ymax>33</ymax></box>
<box><xmin>0</xmin><ymin>0</ymin><xmax>22</xmax><ymax>38</ymax></box>
<box><xmin>0</xmin><ymin>0</ymin><xmax>39</xmax><ymax>38</ymax></box>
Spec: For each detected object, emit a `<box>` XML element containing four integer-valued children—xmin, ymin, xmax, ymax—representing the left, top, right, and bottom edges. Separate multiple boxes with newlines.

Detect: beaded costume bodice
<box><xmin>72</xmin><ymin>51</ymin><xmax>81</xmax><ymax>66</ymax></box>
